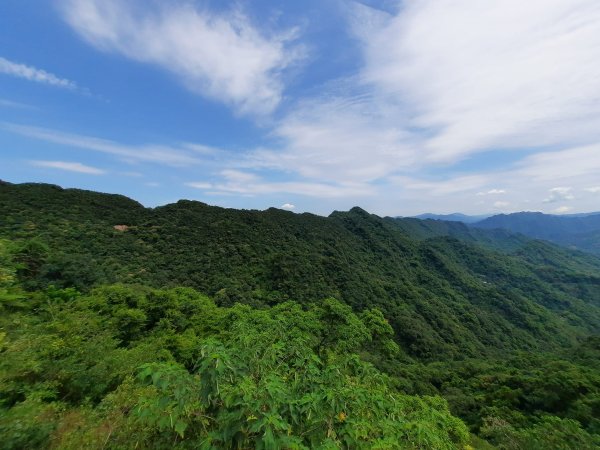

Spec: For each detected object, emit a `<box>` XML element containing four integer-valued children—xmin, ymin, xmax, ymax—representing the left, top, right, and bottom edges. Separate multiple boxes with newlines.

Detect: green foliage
<box><xmin>480</xmin><ymin>415</ymin><xmax>600</xmax><ymax>449</ymax></box>
<box><xmin>132</xmin><ymin>300</ymin><xmax>467</xmax><ymax>449</ymax></box>
<box><xmin>391</xmin><ymin>347</ymin><xmax>600</xmax><ymax>449</ymax></box>
<box><xmin>0</xmin><ymin>282</ymin><xmax>469</xmax><ymax>448</ymax></box>
<box><xmin>0</xmin><ymin>240</ymin><xmax>27</xmax><ymax>310</ymax></box>
<box><xmin>0</xmin><ymin>399</ymin><xmax>62</xmax><ymax>450</ymax></box>
<box><xmin>14</xmin><ymin>239</ymin><xmax>49</xmax><ymax>288</ymax></box>
<box><xmin>136</xmin><ymin>355</ymin><xmax>468</xmax><ymax>449</ymax></box>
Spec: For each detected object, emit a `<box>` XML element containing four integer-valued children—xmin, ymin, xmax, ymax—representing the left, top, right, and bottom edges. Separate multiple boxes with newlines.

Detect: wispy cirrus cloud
<box><xmin>248</xmin><ymin>93</ymin><xmax>417</xmax><ymax>183</ymax></box>
<box><xmin>30</xmin><ymin>160</ymin><xmax>105</xmax><ymax>174</ymax></box>
<box><xmin>390</xmin><ymin>174</ymin><xmax>489</xmax><ymax>197</ymax></box>
<box><xmin>359</xmin><ymin>0</ymin><xmax>600</xmax><ymax>163</ymax></box>
<box><xmin>0</xmin><ymin>98</ymin><xmax>37</xmax><ymax>109</ymax></box>
<box><xmin>3</xmin><ymin>122</ymin><xmax>205</xmax><ymax>167</ymax></box>
<box><xmin>58</xmin><ymin>0</ymin><xmax>303</xmax><ymax>115</ymax></box>
<box><xmin>186</xmin><ymin>169</ymin><xmax>374</xmax><ymax>199</ymax></box>
<box><xmin>477</xmin><ymin>189</ymin><xmax>506</xmax><ymax>196</ymax></box>
<box><xmin>515</xmin><ymin>144</ymin><xmax>600</xmax><ymax>183</ymax></box>
<box><xmin>0</xmin><ymin>56</ymin><xmax>77</xmax><ymax>89</ymax></box>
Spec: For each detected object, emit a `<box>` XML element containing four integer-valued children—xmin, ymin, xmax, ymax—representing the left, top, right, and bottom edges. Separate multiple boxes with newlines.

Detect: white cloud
<box><xmin>281</xmin><ymin>203</ymin><xmax>295</xmax><ymax>210</ymax></box>
<box><xmin>493</xmin><ymin>201</ymin><xmax>510</xmax><ymax>209</ymax></box>
<box><xmin>544</xmin><ymin>187</ymin><xmax>575</xmax><ymax>203</ymax></box>
<box><xmin>584</xmin><ymin>186</ymin><xmax>600</xmax><ymax>193</ymax></box>
<box><xmin>30</xmin><ymin>160</ymin><xmax>105</xmax><ymax>174</ymax></box>
<box><xmin>393</xmin><ymin>174</ymin><xmax>488</xmax><ymax>196</ymax></box>
<box><xmin>59</xmin><ymin>0</ymin><xmax>302</xmax><ymax>115</ymax></box>
<box><xmin>249</xmin><ymin>94</ymin><xmax>416</xmax><ymax>183</ymax></box>
<box><xmin>185</xmin><ymin>182</ymin><xmax>213</xmax><ymax>190</ymax></box>
<box><xmin>0</xmin><ymin>56</ymin><xmax>77</xmax><ymax>89</ymax></box>
<box><xmin>553</xmin><ymin>206</ymin><xmax>573</xmax><ymax>214</ymax></box>
<box><xmin>187</xmin><ymin>169</ymin><xmax>373</xmax><ymax>198</ymax></box>
<box><xmin>214</xmin><ymin>180</ymin><xmax>371</xmax><ymax>198</ymax></box>
<box><xmin>516</xmin><ymin>144</ymin><xmax>600</xmax><ymax>182</ymax></box>
<box><xmin>477</xmin><ymin>189</ymin><xmax>506</xmax><ymax>196</ymax></box>
<box><xmin>384</xmin><ymin>144</ymin><xmax>600</xmax><ymax>215</ymax></box>
<box><xmin>360</xmin><ymin>0</ymin><xmax>600</xmax><ymax>162</ymax></box>
<box><xmin>221</xmin><ymin>169</ymin><xmax>261</xmax><ymax>184</ymax></box>
<box><xmin>3</xmin><ymin>123</ymin><xmax>203</xmax><ymax>167</ymax></box>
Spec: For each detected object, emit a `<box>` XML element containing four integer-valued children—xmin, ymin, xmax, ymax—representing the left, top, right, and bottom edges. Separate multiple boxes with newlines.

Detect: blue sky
<box><xmin>1</xmin><ymin>0</ymin><xmax>600</xmax><ymax>216</ymax></box>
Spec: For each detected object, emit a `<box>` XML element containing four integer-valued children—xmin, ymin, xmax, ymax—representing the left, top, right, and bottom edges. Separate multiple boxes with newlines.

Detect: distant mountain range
<box><xmin>410</xmin><ymin>213</ymin><xmax>491</xmax><ymax>223</ymax></box>
<box><xmin>472</xmin><ymin>212</ymin><xmax>600</xmax><ymax>255</ymax></box>
<box><xmin>411</xmin><ymin>211</ymin><xmax>600</xmax><ymax>256</ymax></box>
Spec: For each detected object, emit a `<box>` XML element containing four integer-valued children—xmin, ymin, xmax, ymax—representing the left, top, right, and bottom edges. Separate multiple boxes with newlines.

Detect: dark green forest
<box><xmin>1</xmin><ymin>182</ymin><xmax>599</xmax><ymax>449</ymax></box>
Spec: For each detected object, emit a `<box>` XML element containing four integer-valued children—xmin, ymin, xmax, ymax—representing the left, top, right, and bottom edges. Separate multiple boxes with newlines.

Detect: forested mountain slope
<box><xmin>1</xmin><ymin>182</ymin><xmax>600</xmax><ymax>449</ymax></box>
<box><xmin>1</xmin><ymin>182</ymin><xmax>600</xmax><ymax>360</ymax></box>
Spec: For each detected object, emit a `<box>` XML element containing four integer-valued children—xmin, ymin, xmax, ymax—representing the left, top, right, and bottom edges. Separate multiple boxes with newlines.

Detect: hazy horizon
<box><xmin>3</xmin><ymin>178</ymin><xmax>600</xmax><ymax>219</ymax></box>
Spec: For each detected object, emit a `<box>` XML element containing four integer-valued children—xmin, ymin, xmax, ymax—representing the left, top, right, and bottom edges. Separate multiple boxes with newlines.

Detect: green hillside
<box><xmin>1</xmin><ymin>182</ymin><xmax>599</xmax><ymax>449</ymax></box>
<box><xmin>2</xmin><ymin>182</ymin><xmax>599</xmax><ymax>359</ymax></box>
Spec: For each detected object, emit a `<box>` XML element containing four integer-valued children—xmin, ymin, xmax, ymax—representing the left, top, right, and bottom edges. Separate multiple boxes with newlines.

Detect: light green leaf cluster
<box><xmin>0</xmin><ymin>283</ymin><xmax>468</xmax><ymax>449</ymax></box>
<box><xmin>133</xmin><ymin>300</ymin><xmax>468</xmax><ymax>448</ymax></box>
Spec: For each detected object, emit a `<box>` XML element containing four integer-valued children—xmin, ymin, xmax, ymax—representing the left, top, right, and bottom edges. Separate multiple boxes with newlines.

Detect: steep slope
<box><xmin>474</xmin><ymin>211</ymin><xmax>600</xmax><ymax>255</ymax></box>
<box><xmin>1</xmin><ymin>182</ymin><xmax>600</xmax><ymax>361</ymax></box>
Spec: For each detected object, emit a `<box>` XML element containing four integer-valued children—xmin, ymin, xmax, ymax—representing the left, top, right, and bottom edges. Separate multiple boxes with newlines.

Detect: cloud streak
<box><xmin>0</xmin><ymin>98</ymin><xmax>37</xmax><ymax>109</ymax></box>
<box><xmin>30</xmin><ymin>160</ymin><xmax>105</xmax><ymax>174</ymax></box>
<box><xmin>248</xmin><ymin>94</ymin><xmax>417</xmax><ymax>183</ymax></box>
<box><xmin>186</xmin><ymin>169</ymin><xmax>374</xmax><ymax>199</ymax></box>
<box><xmin>0</xmin><ymin>56</ymin><xmax>77</xmax><ymax>89</ymax></box>
<box><xmin>4</xmin><ymin>123</ymin><xmax>204</xmax><ymax>167</ymax></box>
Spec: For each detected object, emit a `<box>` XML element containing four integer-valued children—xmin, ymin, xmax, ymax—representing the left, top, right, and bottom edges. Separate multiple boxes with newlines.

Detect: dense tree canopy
<box><xmin>0</xmin><ymin>254</ymin><xmax>468</xmax><ymax>448</ymax></box>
